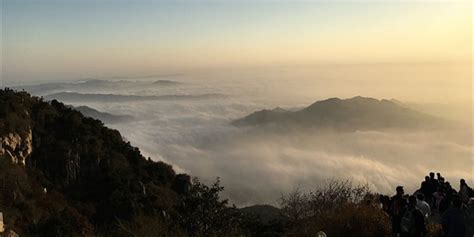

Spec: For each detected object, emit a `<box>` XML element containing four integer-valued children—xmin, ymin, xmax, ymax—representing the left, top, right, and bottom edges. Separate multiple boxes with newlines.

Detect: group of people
<box><xmin>379</xmin><ymin>172</ymin><xmax>473</xmax><ymax>237</ymax></box>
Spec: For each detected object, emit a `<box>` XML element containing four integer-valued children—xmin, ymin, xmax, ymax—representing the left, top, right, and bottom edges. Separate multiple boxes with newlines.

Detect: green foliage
<box><xmin>177</xmin><ymin>178</ymin><xmax>242</xmax><ymax>236</ymax></box>
<box><xmin>0</xmin><ymin>88</ymin><xmax>35</xmax><ymax>135</ymax></box>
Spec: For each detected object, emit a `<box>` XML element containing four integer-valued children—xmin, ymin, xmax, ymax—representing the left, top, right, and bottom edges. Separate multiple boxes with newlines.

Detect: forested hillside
<box><xmin>0</xmin><ymin>89</ymin><xmax>400</xmax><ymax>236</ymax></box>
<box><xmin>0</xmin><ymin>89</ymin><xmax>243</xmax><ymax>236</ymax></box>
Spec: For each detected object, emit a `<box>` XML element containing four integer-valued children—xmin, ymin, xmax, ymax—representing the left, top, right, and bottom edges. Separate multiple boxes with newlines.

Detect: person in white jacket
<box><xmin>415</xmin><ymin>193</ymin><xmax>431</xmax><ymax>220</ymax></box>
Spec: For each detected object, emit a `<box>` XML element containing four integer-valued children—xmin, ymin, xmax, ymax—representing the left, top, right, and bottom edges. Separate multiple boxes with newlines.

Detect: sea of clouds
<box><xmin>11</xmin><ymin>66</ymin><xmax>473</xmax><ymax>206</ymax></box>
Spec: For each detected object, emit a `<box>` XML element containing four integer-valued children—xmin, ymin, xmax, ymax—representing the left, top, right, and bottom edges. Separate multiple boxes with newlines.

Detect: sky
<box><xmin>1</xmin><ymin>0</ymin><xmax>473</xmax><ymax>205</ymax></box>
<box><xmin>1</xmin><ymin>0</ymin><xmax>472</xmax><ymax>82</ymax></box>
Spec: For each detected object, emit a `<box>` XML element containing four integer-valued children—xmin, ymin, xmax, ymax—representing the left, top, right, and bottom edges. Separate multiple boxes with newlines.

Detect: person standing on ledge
<box><xmin>390</xmin><ymin>186</ymin><xmax>407</xmax><ymax>236</ymax></box>
<box><xmin>441</xmin><ymin>197</ymin><xmax>466</xmax><ymax>237</ymax></box>
<box><xmin>400</xmin><ymin>195</ymin><xmax>426</xmax><ymax>237</ymax></box>
<box><xmin>415</xmin><ymin>193</ymin><xmax>431</xmax><ymax>221</ymax></box>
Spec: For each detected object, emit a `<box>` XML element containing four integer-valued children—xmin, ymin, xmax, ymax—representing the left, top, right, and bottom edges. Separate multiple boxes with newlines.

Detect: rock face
<box><xmin>0</xmin><ymin>89</ymin><xmax>186</xmax><ymax>236</ymax></box>
<box><xmin>0</xmin><ymin>129</ymin><xmax>33</xmax><ymax>165</ymax></box>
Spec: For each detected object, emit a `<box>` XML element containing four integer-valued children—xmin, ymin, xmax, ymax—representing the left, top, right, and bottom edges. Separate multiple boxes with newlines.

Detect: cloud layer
<box><xmin>15</xmin><ymin>69</ymin><xmax>473</xmax><ymax>206</ymax></box>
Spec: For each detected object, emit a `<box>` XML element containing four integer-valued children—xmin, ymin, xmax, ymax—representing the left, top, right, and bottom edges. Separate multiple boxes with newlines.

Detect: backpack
<box><xmin>400</xmin><ymin>209</ymin><xmax>416</xmax><ymax>234</ymax></box>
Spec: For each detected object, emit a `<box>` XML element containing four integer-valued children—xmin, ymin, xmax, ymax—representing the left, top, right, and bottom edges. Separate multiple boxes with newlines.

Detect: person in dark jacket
<box><xmin>420</xmin><ymin>176</ymin><xmax>434</xmax><ymax>206</ymax></box>
<box><xmin>459</xmin><ymin>179</ymin><xmax>472</xmax><ymax>204</ymax></box>
<box><xmin>400</xmin><ymin>195</ymin><xmax>426</xmax><ymax>237</ymax></box>
<box><xmin>442</xmin><ymin>198</ymin><xmax>466</xmax><ymax>237</ymax></box>
<box><xmin>390</xmin><ymin>186</ymin><xmax>407</xmax><ymax>236</ymax></box>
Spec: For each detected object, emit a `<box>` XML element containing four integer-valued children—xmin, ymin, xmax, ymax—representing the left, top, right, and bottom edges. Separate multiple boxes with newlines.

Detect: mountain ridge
<box><xmin>232</xmin><ymin>96</ymin><xmax>447</xmax><ymax>131</ymax></box>
<box><xmin>0</xmin><ymin>88</ymin><xmax>240</xmax><ymax>236</ymax></box>
<box><xmin>45</xmin><ymin>92</ymin><xmax>225</xmax><ymax>102</ymax></box>
<box><xmin>72</xmin><ymin>105</ymin><xmax>133</xmax><ymax>124</ymax></box>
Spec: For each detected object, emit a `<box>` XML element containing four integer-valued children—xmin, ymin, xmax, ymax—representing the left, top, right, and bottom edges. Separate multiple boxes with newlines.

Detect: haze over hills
<box><xmin>3</xmin><ymin>88</ymin><xmax>434</xmax><ymax>237</ymax></box>
<box><xmin>45</xmin><ymin>92</ymin><xmax>225</xmax><ymax>103</ymax></box>
<box><xmin>5</xmin><ymin>88</ymin><xmax>389</xmax><ymax>237</ymax></box>
<box><xmin>0</xmin><ymin>89</ymin><xmax>254</xmax><ymax>236</ymax></box>
<box><xmin>11</xmin><ymin>79</ymin><xmax>182</xmax><ymax>96</ymax></box>
<box><xmin>153</xmin><ymin>80</ymin><xmax>181</xmax><ymax>85</ymax></box>
<box><xmin>73</xmin><ymin>105</ymin><xmax>133</xmax><ymax>124</ymax></box>
<box><xmin>232</xmin><ymin>96</ymin><xmax>448</xmax><ymax>131</ymax></box>
<box><xmin>0</xmin><ymin>87</ymin><xmax>471</xmax><ymax>236</ymax></box>
<box><xmin>5</xmin><ymin>77</ymin><xmax>471</xmax><ymax>207</ymax></box>
<box><xmin>3</xmin><ymin>0</ymin><xmax>472</xmax><ymax>235</ymax></box>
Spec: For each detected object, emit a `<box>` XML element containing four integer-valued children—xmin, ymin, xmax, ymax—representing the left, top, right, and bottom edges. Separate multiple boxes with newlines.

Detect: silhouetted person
<box><xmin>429</xmin><ymin>172</ymin><xmax>440</xmax><ymax>193</ymax></box>
<box><xmin>439</xmin><ymin>177</ymin><xmax>446</xmax><ymax>186</ymax></box>
<box><xmin>433</xmin><ymin>186</ymin><xmax>445</xmax><ymax>211</ymax></box>
<box><xmin>420</xmin><ymin>176</ymin><xmax>434</xmax><ymax>206</ymax></box>
<box><xmin>465</xmin><ymin>198</ymin><xmax>474</xmax><ymax>237</ymax></box>
<box><xmin>379</xmin><ymin>194</ymin><xmax>391</xmax><ymax>214</ymax></box>
<box><xmin>429</xmin><ymin>172</ymin><xmax>435</xmax><ymax>181</ymax></box>
<box><xmin>400</xmin><ymin>195</ymin><xmax>426</xmax><ymax>237</ymax></box>
<box><xmin>437</xmin><ymin>173</ymin><xmax>443</xmax><ymax>181</ymax></box>
<box><xmin>459</xmin><ymin>179</ymin><xmax>472</xmax><ymax>204</ymax></box>
<box><xmin>442</xmin><ymin>198</ymin><xmax>466</xmax><ymax>237</ymax></box>
<box><xmin>440</xmin><ymin>184</ymin><xmax>457</xmax><ymax>214</ymax></box>
<box><xmin>415</xmin><ymin>193</ymin><xmax>431</xmax><ymax>221</ymax></box>
<box><xmin>390</xmin><ymin>186</ymin><xmax>407</xmax><ymax>236</ymax></box>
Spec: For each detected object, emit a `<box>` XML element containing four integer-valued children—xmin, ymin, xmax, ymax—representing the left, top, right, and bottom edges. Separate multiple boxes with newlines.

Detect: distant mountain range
<box><xmin>152</xmin><ymin>80</ymin><xmax>181</xmax><ymax>85</ymax></box>
<box><xmin>232</xmin><ymin>96</ymin><xmax>448</xmax><ymax>131</ymax></box>
<box><xmin>45</xmin><ymin>92</ymin><xmax>225</xmax><ymax>102</ymax></box>
<box><xmin>12</xmin><ymin>79</ymin><xmax>181</xmax><ymax>95</ymax></box>
<box><xmin>0</xmin><ymin>89</ymin><xmax>243</xmax><ymax>236</ymax></box>
<box><xmin>0</xmin><ymin>90</ymin><xmax>436</xmax><ymax>236</ymax></box>
<box><xmin>73</xmin><ymin>106</ymin><xmax>133</xmax><ymax>124</ymax></box>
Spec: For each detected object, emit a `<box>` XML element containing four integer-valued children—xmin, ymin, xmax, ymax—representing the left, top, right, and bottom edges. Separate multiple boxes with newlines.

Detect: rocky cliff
<box><xmin>0</xmin><ymin>88</ymin><xmax>241</xmax><ymax>237</ymax></box>
<box><xmin>0</xmin><ymin>129</ymin><xmax>32</xmax><ymax>165</ymax></box>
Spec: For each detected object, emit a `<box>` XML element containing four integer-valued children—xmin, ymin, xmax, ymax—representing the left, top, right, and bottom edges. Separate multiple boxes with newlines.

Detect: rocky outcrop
<box><xmin>0</xmin><ymin>129</ymin><xmax>33</xmax><ymax>165</ymax></box>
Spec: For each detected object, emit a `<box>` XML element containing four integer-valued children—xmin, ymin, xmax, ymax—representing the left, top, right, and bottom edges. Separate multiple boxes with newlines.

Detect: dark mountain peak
<box><xmin>272</xmin><ymin>107</ymin><xmax>288</xmax><ymax>113</ymax></box>
<box><xmin>304</xmin><ymin>96</ymin><xmax>392</xmax><ymax>114</ymax></box>
<box><xmin>388</xmin><ymin>98</ymin><xmax>406</xmax><ymax>107</ymax></box>
<box><xmin>324</xmin><ymin>97</ymin><xmax>342</xmax><ymax>102</ymax></box>
<box><xmin>313</xmin><ymin>97</ymin><xmax>342</xmax><ymax>104</ymax></box>
<box><xmin>233</xmin><ymin>96</ymin><xmax>446</xmax><ymax>131</ymax></box>
<box><xmin>315</xmin><ymin>96</ymin><xmax>380</xmax><ymax>106</ymax></box>
<box><xmin>348</xmin><ymin>96</ymin><xmax>380</xmax><ymax>103</ymax></box>
<box><xmin>306</xmin><ymin>96</ymin><xmax>383</xmax><ymax>111</ymax></box>
<box><xmin>0</xmin><ymin>89</ymin><xmax>198</xmax><ymax>235</ymax></box>
<box><xmin>73</xmin><ymin>105</ymin><xmax>133</xmax><ymax>124</ymax></box>
<box><xmin>351</xmin><ymin>95</ymin><xmax>374</xmax><ymax>100</ymax></box>
<box><xmin>82</xmin><ymin>79</ymin><xmax>109</xmax><ymax>84</ymax></box>
<box><xmin>153</xmin><ymin>80</ymin><xmax>180</xmax><ymax>85</ymax></box>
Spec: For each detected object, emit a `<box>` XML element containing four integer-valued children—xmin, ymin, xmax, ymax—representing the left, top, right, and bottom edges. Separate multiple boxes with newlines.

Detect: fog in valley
<box><xmin>6</xmin><ymin>63</ymin><xmax>473</xmax><ymax>206</ymax></box>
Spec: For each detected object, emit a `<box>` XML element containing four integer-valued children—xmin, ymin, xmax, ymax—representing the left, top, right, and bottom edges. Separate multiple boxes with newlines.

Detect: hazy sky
<box><xmin>1</xmin><ymin>1</ymin><xmax>472</xmax><ymax>204</ymax></box>
<box><xmin>1</xmin><ymin>0</ymin><xmax>472</xmax><ymax>82</ymax></box>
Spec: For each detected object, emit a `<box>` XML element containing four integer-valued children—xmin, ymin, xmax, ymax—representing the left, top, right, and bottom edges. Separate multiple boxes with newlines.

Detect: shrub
<box><xmin>281</xmin><ymin>180</ymin><xmax>391</xmax><ymax>237</ymax></box>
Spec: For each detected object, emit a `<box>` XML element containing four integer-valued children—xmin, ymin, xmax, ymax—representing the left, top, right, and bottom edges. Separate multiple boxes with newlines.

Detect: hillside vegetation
<box><xmin>0</xmin><ymin>89</ymin><xmax>242</xmax><ymax>236</ymax></box>
<box><xmin>0</xmin><ymin>89</ymin><xmax>396</xmax><ymax>236</ymax></box>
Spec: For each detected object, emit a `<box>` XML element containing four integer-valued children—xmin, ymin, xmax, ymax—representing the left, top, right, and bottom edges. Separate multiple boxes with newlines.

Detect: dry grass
<box><xmin>281</xmin><ymin>180</ymin><xmax>391</xmax><ymax>237</ymax></box>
